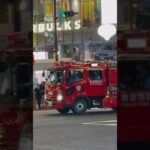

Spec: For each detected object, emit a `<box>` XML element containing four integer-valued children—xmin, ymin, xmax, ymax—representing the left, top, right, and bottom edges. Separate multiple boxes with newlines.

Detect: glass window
<box><xmin>119</xmin><ymin>60</ymin><xmax>150</xmax><ymax>90</ymax></box>
<box><xmin>47</xmin><ymin>69</ymin><xmax>65</xmax><ymax>84</ymax></box>
<box><xmin>82</xmin><ymin>0</ymin><xmax>100</xmax><ymax>27</ymax></box>
<box><xmin>66</xmin><ymin>69</ymin><xmax>83</xmax><ymax>84</ymax></box>
<box><xmin>89</xmin><ymin>70</ymin><xmax>102</xmax><ymax>80</ymax></box>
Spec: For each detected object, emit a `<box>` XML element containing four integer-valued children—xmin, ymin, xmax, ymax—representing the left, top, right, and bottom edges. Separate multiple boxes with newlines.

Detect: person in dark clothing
<box><xmin>39</xmin><ymin>82</ymin><xmax>46</xmax><ymax>108</ymax></box>
<box><xmin>39</xmin><ymin>82</ymin><xmax>45</xmax><ymax>96</ymax></box>
<box><xmin>35</xmin><ymin>86</ymin><xmax>42</xmax><ymax>110</ymax></box>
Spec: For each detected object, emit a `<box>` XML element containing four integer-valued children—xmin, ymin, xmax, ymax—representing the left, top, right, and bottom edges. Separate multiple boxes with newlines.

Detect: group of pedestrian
<box><xmin>34</xmin><ymin>82</ymin><xmax>45</xmax><ymax>110</ymax></box>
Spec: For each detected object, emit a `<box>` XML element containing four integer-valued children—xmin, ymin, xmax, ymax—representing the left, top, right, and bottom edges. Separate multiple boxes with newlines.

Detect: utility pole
<box><xmin>53</xmin><ymin>0</ymin><xmax>58</xmax><ymax>61</ymax></box>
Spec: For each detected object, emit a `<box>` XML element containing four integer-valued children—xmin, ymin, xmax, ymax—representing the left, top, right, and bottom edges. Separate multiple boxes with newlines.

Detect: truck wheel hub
<box><xmin>76</xmin><ymin>103</ymin><xmax>84</xmax><ymax>110</ymax></box>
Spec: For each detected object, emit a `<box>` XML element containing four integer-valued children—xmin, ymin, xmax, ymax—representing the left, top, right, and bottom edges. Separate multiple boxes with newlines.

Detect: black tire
<box><xmin>72</xmin><ymin>99</ymin><xmax>87</xmax><ymax>114</ymax></box>
<box><xmin>57</xmin><ymin>108</ymin><xmax>70</xmax><ymax>114</ymax></box>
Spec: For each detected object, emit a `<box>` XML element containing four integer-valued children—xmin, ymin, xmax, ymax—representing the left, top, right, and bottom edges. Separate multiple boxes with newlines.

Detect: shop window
<box><xmin>62</xmin><ymin>45</ymin><xmax>72</xmax><ymax>58</ymax></box>
<box><xmin>44</xmin><ymin>3</ymin><xmax>53</xmax><ymax>17</ymax></box>
<box><xmin>82</xmin><ymin>0</ymin><xmax>100</xmax><ymax>26</ymax></box>
<box><xmin>60</xmin><ymin>0</ymin><xmax>69</xmax><ymax>11</ymax></box>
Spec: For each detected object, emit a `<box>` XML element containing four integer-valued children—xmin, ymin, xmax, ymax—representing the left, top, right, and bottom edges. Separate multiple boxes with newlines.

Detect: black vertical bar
<box><xmin>130</xmin><ymin>0</ymin><xmax>134</xmax><ymax>30</ymax></box>
<box><xmin>54</xmin><ymin>0</ymin><xmax>58</xmax><ymax>61</ymax></box>
<box><xmin>13</xmin><ymin>0</ymin><xmax>21</xmax><ymax>31</ymax></box>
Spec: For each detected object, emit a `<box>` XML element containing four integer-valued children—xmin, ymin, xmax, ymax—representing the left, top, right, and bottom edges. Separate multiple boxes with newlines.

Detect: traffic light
<box><xmin>61</xmin><ymin>10</ymin><xmax>78</xmax><ymax>18</ymax></box>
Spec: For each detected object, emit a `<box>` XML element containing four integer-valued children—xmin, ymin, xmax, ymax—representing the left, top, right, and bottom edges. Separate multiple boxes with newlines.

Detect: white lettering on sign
<box><xmin>38</xmin><ymin>23</ymin><xmax>45</xmax><ymax>32</ymax></box>
<box><xmin>64</xmin><ymin>21</ymin><xmax>71</xmax><ymax>30</ymax></box>
<box><xmin>57</xmin><ymin>23</ymin><xmax>63</xmax><ymax>31</ymax></box>
<box><xmin>121</xmin><ymin>91</ymin><xmax>150</xmax><ymax>107</ymax></box>
<box><xmin>33</xmin><ymin>25</ymin><xmax>37</xmax><ymax>33</ymax></box>
<box><xmin>33</xmin><ymin>20</ymin><xmax>81</xmax><ymax>33</ymax></box>
<box><xmin>127</xmin><ymin>39</ymin><xmax>146</xmax><ymax>48</ymax></box>
<box><xmin>90</xmin><ymin>80</ymin><xmax>102</xmax><ymax>85</ymax></box>
<box><xmin>74</xmin><ymin>20</ymin><xmax>81</xmax><ymax>30</ymax></box>
<box><xmin>47</xmin><ymin>23</ymin><xmax>53</xmax><ymax>31</ymax></box>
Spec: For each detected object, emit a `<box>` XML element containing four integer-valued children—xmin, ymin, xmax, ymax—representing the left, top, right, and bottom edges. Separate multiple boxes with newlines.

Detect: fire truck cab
<box><xmin>44</xmin><ymin>61</ymin><xmax>117</xmax><ymax>114</ymax></box>
<box><xmin>0</xmin><ymin>33</ymin><xmax>32</xmax><ymax>150</ymax></box>
<box><xmin>118</xmin><ymin>31</ymin><xmax>150</xmax><ymax>146</ymax></box>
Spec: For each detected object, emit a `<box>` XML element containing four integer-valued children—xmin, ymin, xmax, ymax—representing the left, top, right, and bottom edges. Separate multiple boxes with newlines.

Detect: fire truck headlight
<box><xmin>44</xmin><ymin>94</ymin><xmax>46</xmax><ymax>100</ymax></box>
<box><xmin>56</xmin><ymin>90</ymin><xmax>63</xmax><ymax>101</ymax></box>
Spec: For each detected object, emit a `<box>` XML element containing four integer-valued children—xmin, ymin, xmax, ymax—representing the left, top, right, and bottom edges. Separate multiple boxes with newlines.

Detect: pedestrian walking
<box><xmin>39</xmin><ymin>81</ymin><xmax>45</xmax><ymax>108</ymax></box>
<box><xmin>34</xmin><ymin>85</ymin><xmax>42</xmax><ymax>110</ymax></box>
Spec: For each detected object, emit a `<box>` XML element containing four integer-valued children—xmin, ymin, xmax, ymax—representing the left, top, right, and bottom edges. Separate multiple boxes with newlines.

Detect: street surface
<box><xmin>33</xmin><ymin>108</ymin><xmax>117</xmax><ymax>150</ymax></box>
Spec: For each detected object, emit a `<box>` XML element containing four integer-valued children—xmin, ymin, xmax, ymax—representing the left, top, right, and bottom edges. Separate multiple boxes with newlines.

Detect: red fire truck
<box><xmin>118</xmin><ymin>31</ymin><xmax>150</xmax><ymax>147</ymax></box>
<box><xmin>0</xmin><ymin>33</ymin><xmax>32</xmax><ymax>150</ymax></box>
<box><xmin>44</xmin><ymin>61</ymin><xmax>117</xmax><ymax>114</ymax></box>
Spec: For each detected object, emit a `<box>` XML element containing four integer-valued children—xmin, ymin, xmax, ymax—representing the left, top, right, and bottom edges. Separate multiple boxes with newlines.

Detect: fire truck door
<box><xmin>87</xmin><ymin>69</ymin><xmax>107</xmax><ymax>96</ymax></box>
<box><xmin>65</xmin><ymin>69</ymin><xmax>85</xmax><ymax>98</ymax></box>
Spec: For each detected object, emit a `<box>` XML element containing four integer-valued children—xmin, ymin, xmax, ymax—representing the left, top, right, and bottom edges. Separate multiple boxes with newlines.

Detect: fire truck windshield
<box><xmin>47</xmin><ymin>69</ymin><xmax>64</xmax><ymax>84</ymax></box>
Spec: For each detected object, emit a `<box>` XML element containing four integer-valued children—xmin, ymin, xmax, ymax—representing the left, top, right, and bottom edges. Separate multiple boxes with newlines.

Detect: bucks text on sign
<box><xmin>33</xmin><ymin>20</ymin><xmax>81</xmax><ymax>33</ymax></box>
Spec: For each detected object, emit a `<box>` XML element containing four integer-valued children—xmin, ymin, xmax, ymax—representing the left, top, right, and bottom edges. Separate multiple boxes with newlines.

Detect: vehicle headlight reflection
<box><xmin>56</xmin><ymin>90</ymin><xmax>63</xmax><ymax>102</ymax></box>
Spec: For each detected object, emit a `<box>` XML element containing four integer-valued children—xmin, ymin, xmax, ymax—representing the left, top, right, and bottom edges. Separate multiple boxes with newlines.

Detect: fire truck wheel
<box><xmin>72</xmin><ymin>99</ymin><xmax>87</xmax><ymax>114</ymax></box>
<box><xmin>57</xmin><ymin>108</ymin><xmax>70</xmax><ymax>114</ymax></box>
<box><xmin>18</xmin><ymin>124</ymin><xmax>32</xmax><ymax>150</ymax></box>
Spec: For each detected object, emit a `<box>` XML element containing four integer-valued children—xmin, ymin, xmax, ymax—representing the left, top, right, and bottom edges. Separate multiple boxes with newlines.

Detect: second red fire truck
<box><xmin>0</xmin><ymin>33</ymin><xmax>32</xmax><ymax>150</ymax></box>
<box><xmin>44</xmin><ymin>61</ymin><xmax>117</xmax><ymax>114</ymax></box>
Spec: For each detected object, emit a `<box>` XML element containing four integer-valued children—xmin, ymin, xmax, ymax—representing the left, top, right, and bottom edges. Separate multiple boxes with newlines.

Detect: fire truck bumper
<box><xmin>53</xmin><ymin>101</ymin><xmax>65</xmax><ymax>110</ymax></box>
<box><xmin>44</xmin><ymin>100</ymin><xmax>65</xmax><ymax>110</ymax></box>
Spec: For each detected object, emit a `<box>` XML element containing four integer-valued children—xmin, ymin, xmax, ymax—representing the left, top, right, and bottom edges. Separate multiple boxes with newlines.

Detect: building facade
<box><xmin>33</xmin><ymin>0</ymin><xmax>117</xmax><ymax>61</ymax></box>
<box><xmin>33</xmin><ymin>0</ymin><xmax>117</xmax><ymax>84</ymax></box>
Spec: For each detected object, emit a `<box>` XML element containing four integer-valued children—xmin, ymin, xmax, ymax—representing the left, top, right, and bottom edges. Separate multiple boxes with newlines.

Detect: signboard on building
<box><xmin>33</xmin><ymin>20</ymin><xmax>81</xmax><ymax>33</ymax></box>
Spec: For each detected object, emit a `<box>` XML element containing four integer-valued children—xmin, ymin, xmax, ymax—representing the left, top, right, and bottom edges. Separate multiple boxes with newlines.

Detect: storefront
<box><xmin>33</xmin><ymin>0</ymin><xmax>116</xmax><ymax>63</ymax></box>
<box><xmin>33</xmin><ymin>0</ymin><xmax>116</xmax><ymax>86</ymax></box>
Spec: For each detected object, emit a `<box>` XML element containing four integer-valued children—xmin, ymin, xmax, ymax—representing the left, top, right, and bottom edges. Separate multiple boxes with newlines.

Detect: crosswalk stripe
<box><xmin>81</xmin><ymin>120</ymin><xmax>117</xmax><ymax>126</ymax></box>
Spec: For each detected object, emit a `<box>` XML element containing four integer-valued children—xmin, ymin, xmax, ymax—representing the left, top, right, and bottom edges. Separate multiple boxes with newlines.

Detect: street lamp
<box><xmin>98</xmin><ymin>24</ymin><xmax>116</xmax><ymax>41</ymax></box>
<box><xmin>98</xmin><ymin>0</ymin><xmax>117</xmax><ymax>41</ymax></box>
<box><xmin>97</xmin><ymin>0</ymin><xmax>117</xmax><ymax>61</ymax></box>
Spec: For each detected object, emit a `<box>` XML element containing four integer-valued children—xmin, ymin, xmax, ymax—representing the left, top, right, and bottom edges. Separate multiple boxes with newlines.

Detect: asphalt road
<box><xmin>33</xmin><ymin>108</ymin><xmax>117</xmax><ymax>150</ymax></box>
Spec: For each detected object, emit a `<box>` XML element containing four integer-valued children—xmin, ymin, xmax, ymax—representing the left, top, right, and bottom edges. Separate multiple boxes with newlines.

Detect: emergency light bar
<box><xmin>91</xmin><ymin>63</ymin><xmax>98</xmax><ymax>67</ymax></box>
